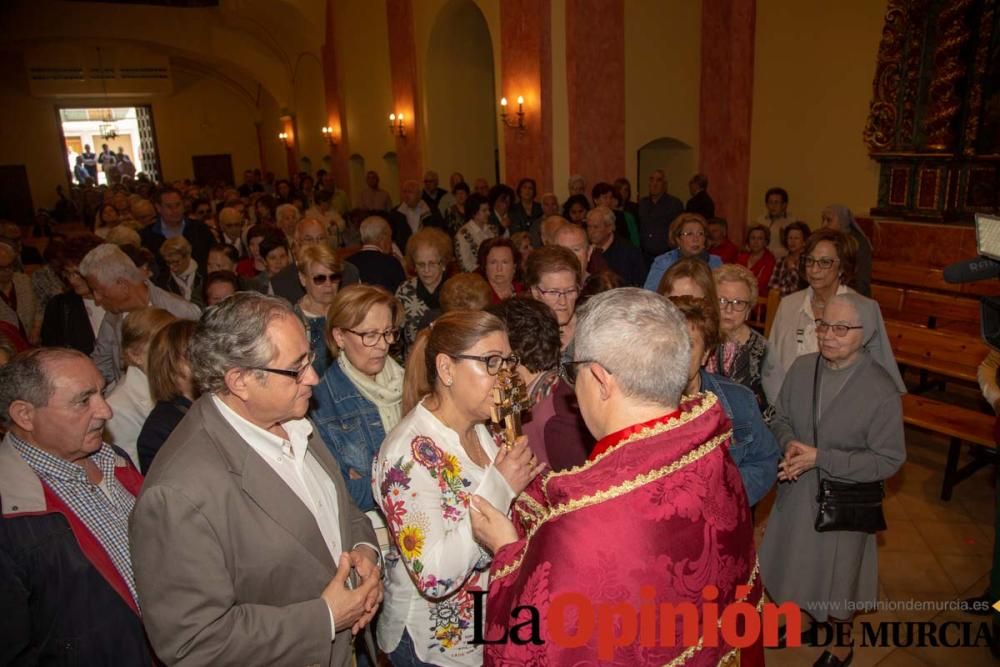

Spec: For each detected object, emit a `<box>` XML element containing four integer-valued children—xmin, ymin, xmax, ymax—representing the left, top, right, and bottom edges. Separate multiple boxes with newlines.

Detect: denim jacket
<box><xmin>309</xmin><ymin>360</ymin><xmax>386</xmax><ymax>511</ymax></box>
<box><xmin>700</xmin><ymin>368</ymin><xmax>779</xmax><ymax>506</ymax></box>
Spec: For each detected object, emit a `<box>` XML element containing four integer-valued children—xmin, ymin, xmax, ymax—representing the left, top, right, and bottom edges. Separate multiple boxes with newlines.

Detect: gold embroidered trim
<box><xmin>514</xmin><ymin>493</ymin><xmax>548</xmax><ymax>524</ymax></box>
<box><xmin>493</xmin><ymin>429</ymin><xmax>731</xmax><ymax>581</ymax></box>
<box><xmin>542</xmin><ymin>392</ymin><xmax>719</xmax><ymax>493</ymax></box>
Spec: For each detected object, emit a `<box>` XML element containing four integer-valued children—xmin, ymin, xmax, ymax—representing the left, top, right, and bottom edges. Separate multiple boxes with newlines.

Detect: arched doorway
<box><xmin>636</xmin><ymin>137</ymin><xmax>694</xmax><ymax>201</ymax></box>
<box><xmin>425</xmin><ymin>0</ymin><xmax>497</xmax><ymax>184</ymax></box>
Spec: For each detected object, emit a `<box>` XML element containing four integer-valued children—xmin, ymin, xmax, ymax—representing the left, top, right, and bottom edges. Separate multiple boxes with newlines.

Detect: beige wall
<box><xmin>624</xmin><ymin>0</ymin><xmax>702</xmax><ymax>200</ymax></box>
<box><xmin>748</xmin><ymin>0</ymin><xmax>887</xmax><ymax>227</ymax></box>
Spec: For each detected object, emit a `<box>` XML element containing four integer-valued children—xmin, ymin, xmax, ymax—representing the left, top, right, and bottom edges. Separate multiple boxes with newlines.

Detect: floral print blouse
<box><xmin>395</xmin><ymin>277</ymin><xmax>442</xmax><ymax>357</ymax></box>
<box><xmin>372</xmin><ymin>401</ymin><xmax>516</xmax><ymax>667</ymax></box>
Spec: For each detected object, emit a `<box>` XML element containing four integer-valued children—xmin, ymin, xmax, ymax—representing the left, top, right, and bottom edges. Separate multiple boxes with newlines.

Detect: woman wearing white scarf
<box><xmin>310</xmin><ymin>284</ymin><xmax>406</xmax><ymax>512</ymax></box>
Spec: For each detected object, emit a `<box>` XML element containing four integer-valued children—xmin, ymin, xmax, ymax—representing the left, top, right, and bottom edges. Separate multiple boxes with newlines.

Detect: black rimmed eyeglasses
<box><xmin>346</xmin><ymin>328</ymin><xmax>400</xmax><ymax>347</ymax></box>
<box><xmin>561</xmin><ymin>359</ymin><xmax>603</xmax><ymax>385</ymax></box>
<box><xmin>815</xmin><ymin>320</ymin><xmax>863</xmax><ymax>337</ymax></box>
<box><xmin>451</xmin><ymin>353</ymin><xmax>519</xmax><ymax>376</ymax></box>
<box><xmin>248</xmin><ymin>350</ymin><xmax>316</xmax><ymax>382</ymax></box>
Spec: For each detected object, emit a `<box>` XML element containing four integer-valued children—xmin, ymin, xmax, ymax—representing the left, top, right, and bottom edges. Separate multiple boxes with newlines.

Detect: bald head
<box><xmin>540</xmin><ymin>216</ymin><xmax>567</xmax><ymax>246</ymax></box>
<box><xmin>401</xmin><ymin>180</ymin><xmax>421</xmax><ymax>207</ymax></box>
<box><xmin>294</xmin><ymin>217</ymin><xmax>329</xmax><ymax>249</ymax></box>
<box><xmin>554</xmin><ymin>224</ymin><xmax>590</xmax><ymax>273</ymax></box>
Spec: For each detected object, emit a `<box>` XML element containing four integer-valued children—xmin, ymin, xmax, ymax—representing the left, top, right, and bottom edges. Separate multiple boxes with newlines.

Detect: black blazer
<box><xmin>40</xmin><ymin>292</ymin><xmax>97</xmax><ymax>354</ymax></box>
<box><xmin>140</xmin><ymin>219</ymin><xmax>217</xmax><ymax>280</ymax></box>
<box><xmin>384</xmin><ymin>210</ymin><xmax>446</xmax><ymax>251</ymax></box>
<box><xmin>349</xmin><ymin>250</ymin><xmax>407</xmax><ymax>293</ymax></box>
<box><xmin>137</xmin><ymin>396</ymin><xmax>192</xmax><ymax>474</ymax></box>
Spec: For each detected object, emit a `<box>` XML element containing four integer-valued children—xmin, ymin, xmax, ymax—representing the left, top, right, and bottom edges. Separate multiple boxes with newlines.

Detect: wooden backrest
<box><xmin>871</xmin><ymin>284</ymin><xmax>905</xmax><ymax>319</ymax></box>
<box><xmin>884</xmin><ymin>319</ymin><xmax>986</xmax><ymax>382</ymax></box>
<box><xmin>903</xmin><ymin>289</ymin><xmax>980</xmax><ymax>332</ymax></box>
<box><xmin>872</xmin><ymin>260</ymin><xmax>998</xmax><ymax>298</ymax></box>
<box><xmin>763</xmin><ymin>288</ymin><xmax>780</xmax><ymax>339</ymax></box>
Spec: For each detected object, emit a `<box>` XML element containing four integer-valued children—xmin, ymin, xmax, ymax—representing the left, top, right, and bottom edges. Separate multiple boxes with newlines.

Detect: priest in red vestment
<box><xmin>471</xmin><ymin>287</ymin><xmax>764</xmax><ymax>667</ymax></box>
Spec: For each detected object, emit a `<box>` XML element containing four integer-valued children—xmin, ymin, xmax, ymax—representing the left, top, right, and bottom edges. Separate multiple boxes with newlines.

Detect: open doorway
<box><xmin>59</xmin><ymin>106</ymin><xmax>160</xmax><ymax>186</ymax></box>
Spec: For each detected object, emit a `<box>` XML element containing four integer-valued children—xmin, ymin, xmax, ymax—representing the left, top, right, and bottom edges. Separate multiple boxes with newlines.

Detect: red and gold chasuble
<box><xmin>483</xmin><ymin>392</ymin><xmax>764</xmax><ymax>667</ymax></box>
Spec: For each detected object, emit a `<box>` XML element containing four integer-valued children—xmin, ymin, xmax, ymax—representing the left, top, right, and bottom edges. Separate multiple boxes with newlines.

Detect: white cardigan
<box><xmin>105</xmin><ymin>366</ymin><xmax>153</xmax><ymax>467</ymax></box>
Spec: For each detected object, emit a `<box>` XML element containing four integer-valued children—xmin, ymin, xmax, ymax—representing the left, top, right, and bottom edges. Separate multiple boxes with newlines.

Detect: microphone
<box><xmin>943</xmin><ymin>256</ymin><xmax>1000</xmax><ymax>284</ymax></box>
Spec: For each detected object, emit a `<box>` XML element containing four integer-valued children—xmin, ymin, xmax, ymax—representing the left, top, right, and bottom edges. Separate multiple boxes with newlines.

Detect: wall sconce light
<box><xmin>500</xmin><ymin>96</ymin><xmax>525</xmax><ymax>130</ymax></box>
<box><xmin>278</xmin><ymin>131</ymin><xmax>291</xmax><ymax>147</ymax></box>
<box><xmin>389</xmin><ymin>113</ymin><xmax>406</xmax><ymax>138</ymax></box>
<box><xmin>321</xmin><ymin>126</ymin><xmax>337</xmax><ymax>146</ymax></box>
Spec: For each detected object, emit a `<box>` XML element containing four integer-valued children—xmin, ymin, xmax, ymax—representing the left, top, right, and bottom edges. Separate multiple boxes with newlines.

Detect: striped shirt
<box><xmin>10</xmin><ymin>435</ymin><xmax>138</xmax><ymax>606</ymax></box>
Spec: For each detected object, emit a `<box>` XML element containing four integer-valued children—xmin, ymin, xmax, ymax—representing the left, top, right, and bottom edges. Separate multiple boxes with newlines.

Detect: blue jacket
<box><xmin>643</xmin><ymin>250</ymin><xmax>722</xmax><ymax>291</ymax></box>
<box><xmin>310</xmin><ymin>361</ymin><xmax>386</xmax><ymax>511</ymax></box>
<box><xmin>700</xmin><ymin>369</ymin><xmax>779</xmax><ymax>505</ymax></box>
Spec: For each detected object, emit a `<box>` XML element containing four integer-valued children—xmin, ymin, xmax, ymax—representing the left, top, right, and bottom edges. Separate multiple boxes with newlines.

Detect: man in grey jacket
<box><xmin>80</xmin><ymin>243</ymin><xmax>201</xmax><ymax>383</ymax></box>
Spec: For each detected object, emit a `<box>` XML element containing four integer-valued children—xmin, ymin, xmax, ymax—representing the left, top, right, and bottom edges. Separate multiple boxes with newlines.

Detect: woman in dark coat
<box><xmin>760</xmin><ymin>293</ymin><xmax>906</xmax><ymax>667</ymax></box>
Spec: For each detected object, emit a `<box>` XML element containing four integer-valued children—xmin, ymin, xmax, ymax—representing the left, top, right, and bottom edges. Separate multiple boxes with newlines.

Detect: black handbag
<box><xmin>810</xmin><ymin>356</ymin><xmax>887</xmax><ymax>533</ymax></box>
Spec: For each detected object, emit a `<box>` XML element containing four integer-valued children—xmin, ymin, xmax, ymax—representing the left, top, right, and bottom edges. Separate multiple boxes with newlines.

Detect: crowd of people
<box><xmin>1</xmin><ymin>164</ymin><xmax>910</xmax><ymax>667</ymax></box>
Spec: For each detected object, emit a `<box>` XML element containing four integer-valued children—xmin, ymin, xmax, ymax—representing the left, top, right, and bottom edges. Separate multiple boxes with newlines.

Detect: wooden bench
<box><xmin>748</xmin><ymin>288</ymin><xmax>781</xmax><ymax>338</ymax></box>
<box><xmin>901</xmin><ymin>394</ymin><xmax>995</xmax><ymax>500</ymax></box>
<box><xmin>871</xmin><ymin>281</ymin><xmax>981</xmax><ymax>337</ymax></box>
<box><xmin>872</xmin><ymin>260</ymin><xmax>999</xmax><ymax>298</ymax></box>
<box><xmin>883</xmin><ymin>319</ymin><xmax>995</xmax><ymax>499</ymax></box>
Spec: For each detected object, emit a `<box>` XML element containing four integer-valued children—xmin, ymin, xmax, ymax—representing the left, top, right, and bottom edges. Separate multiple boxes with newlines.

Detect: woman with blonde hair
<box><xmin>136</xmin><ymin>319</ymin><xmax>199</xmax><ymax>473</ymax></box>
<box><xmin>374</xmin><ymin>310</ymin><xmax>543</xmax><ymax>666</ymax></box>
<box><xmin>158</xmin><ymin>236</ymin><xmax>203</xmax><ymax>306</ymax></box>
<box><xmin>657</xmin><ymin>255</ymin><xmax>720</xmax><ymax>302</ymax></box>
<box><xmin>643</xmin><ymin>212</ymin><xmax>722</xmax><ymax>291</ymax></box>
<box><xmin>396</xmin><ymin>227</ymin><xmax>453</xmax><ymax>354</ymax></box>
<box><xmin>309</xmin><ymin>284</ymin><xmax>405</xmax><ymax>511</ymax></box>
<box><xmin>707</xmin><ymin>263</ymin><xmax>771</xmax><ymax>415</ymax></box>
<box><xmin>105</xmin><ymin>307</ymin><xmax>177</xmax><ymax>466</ymax></box>
<box><xmin>294</xmin><ymin>243</ymin><xmax>343</xmax><ymax>376</ymax></box>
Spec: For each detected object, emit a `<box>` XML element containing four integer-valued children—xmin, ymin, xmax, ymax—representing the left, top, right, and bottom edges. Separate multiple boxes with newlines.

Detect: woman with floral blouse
<box><xmin>372</xmin><ymin>311</ymin><xmax>543</xmax><ymax>666</ymax></box>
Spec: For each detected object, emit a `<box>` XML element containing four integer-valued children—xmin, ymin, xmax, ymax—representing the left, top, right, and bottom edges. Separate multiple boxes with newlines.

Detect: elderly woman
<box><xmin>440</xmin><ymin>272</ymin><xmax>493</xmax><ymax>313</ymax></box>
<box><xmin>444</xmin><ymin>181</ymin><xmax>470</xmax><ymax>235</ymax></box>
<box><xmin>275</xmin><ymin>202</ymin><xmax>303</xmax><ymax>240</ymax></box>
<box><xmin>509</xmin><ymin>177</ymin><xmax>543</xmax><ymax>235</ymax></box>
<box><xmin>821</xmin><ymin>204</ymin><xmax>872</xmax><ymax>296</ymax></box>
<box><xmin>294</xmin><ymin>244</ymin><xmax>343</xmax><ymax>376</ymax></box>
<box><xmin>478</xmin><ymin>237</ymin><xmax>522</xmax><ymax>303</ymax></box>
<box><xmin>158</xmin><ymin>236</ymin><xmax>203</xmax><ymax>307</ymax></box>
<box><xmin>671</xmin><ymin>295</ymin><xmax>779</xmax><ymax>505</ymax></box>
<box><xmin>656</xmin><ymin>255</ymin><xmax>719</xmax><ymax>302</ymax></box>
<box><xmin>762</xmin><ymin>228</ymin><xmax>905</xmax><ymax>404</ymax></box>
<box><xmin>455</xmin><ymin>193</ymin><xmax>494</xmax><ymax>272</ymax></box>
<box><xmin>769</xmin><ymin>220</ymin><xmax>810</xmax><ymax>296</ymax></box>
<box><xmin>310</xmin><ymin>285</ymin><xmax>405</xmax><ymax>512</ymax></box>
<box><xmin>40</xmin><ymin>235</ymin><xmax>105</xmax><ymax>354</ymax></box>
<box><xmin>737</xmin><ymin>224</ymin><xmax>777</xmax><ymax>298</ymax></box>
<box><xmin>527</xmin><ymin>245</ymin><xmax>583</xmax><ymax>351</ymax></box>
<box><xmin>373</xmin><ymin>310</ymin><xmax>542</xmax><ymax>666</ymax></box>
<box><xmin>707</xmin><ymin>263</ymin><xmax>771</xmax><ymax>414</ymax></box>
<box><xmin>137</xmin><ymin>319</ymin><xmax>199</xmax><ymax>473</ymax></box>
<box><xmin>760</xmin><ymin>293</ymin><xmax>906</xmax><ymax>666</ymax></box>
<box><xmin>644</xmin><ymin>212</ymin><xmax>723</xmax><ymax>291</ymax></box>
<box><xmin>106</xmin><ymin>307</ymin><xmax>177</xmax><ymax>467</ymax></box>
<box><xmin>489</xmin><ymin>296</ymin><xmax>594</xmax><ymax>470</ymax></box>
<box><xmin>396</xmin><ymin>227</ymin><xmax>452</xmax><ymax>353</ymax></box>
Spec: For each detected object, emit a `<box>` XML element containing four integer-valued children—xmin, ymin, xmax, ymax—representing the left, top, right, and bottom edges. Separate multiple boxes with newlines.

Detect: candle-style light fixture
<box><xmin>278</xmin><ymin>131</ymin><xmax>290</xmax><ymax>147</ymax></box>
<box><xmin>321</xmin><ymin>126</ymin><xmax>337</xmax><ymax>146</ymax></box>
<box><xmin>500</xmin><ymin>95</ymin><xmax>525</xmax><ymax>130</ymax></box>
<box><xmin>389</xmin><ymin>113</ymin><xmax>406</xmax><ymax>138</ymax></box>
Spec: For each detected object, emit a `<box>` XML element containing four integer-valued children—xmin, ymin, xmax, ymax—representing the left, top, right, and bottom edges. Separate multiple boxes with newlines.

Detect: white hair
<box><xmin>360</xmin><ymin>216</ymin><xmax>391</xmax><ymax>244</ymax></box>
<box><xmin>276</xmin><ymin>203</ymin><xmax>300</xmax><ymax>222</ymax></box>
<box><xmin>79</xmin><ymin>243</ymin><xmax>145</xmax><ymax>285</ymax></box>
<box><xmin>587</xmin><ymin>205</ymin><xmax>616</xmax><ymax>229</ymax></box>
<box><xmin>568</xmin><ymin>174</ymin><xmax>585</xmax><ymax>188</ymax></box>
<box><xmin>575</xmin><ymin>288</ymin><xmax>690</xmax><ymax>406</ymax></box>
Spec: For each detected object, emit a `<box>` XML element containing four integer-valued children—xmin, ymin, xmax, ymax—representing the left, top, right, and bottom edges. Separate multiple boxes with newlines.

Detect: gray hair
<box><xmin>575</xmin><ymin>288</ymin><xmax>690</xmax><ymax>406</ymax></box>
<box><xmin>360</xmin><ymin>216</ymin><xmax>391</xmax><ymax>244</ymax></box>
<box><xmin>79</xmin><ymin>243</ymin><xmax>145</xmax><ymax>285</ymax></box>
<box><xmin>276</xmin><ymin>203</ymin><xmax>300</xmax><ymax>222</ymax></box>
<box><xmin>568</xmin><ymin>174</ymin><xmax>585</xmax><ymax>188</ymax></box>
<box><xmin>190</xmin><ymin>292</ymin><xmax>295</xmax><ymax>394</ymax></box>
<box><xmin>0</xmin><ymin>348</ymin><xmax>89</xmax><ymax>426</ymax></box>
<box><xmin>587</xmin><ymin>205</ymin><xmax>616</xmax><ymax>228</ymax></box>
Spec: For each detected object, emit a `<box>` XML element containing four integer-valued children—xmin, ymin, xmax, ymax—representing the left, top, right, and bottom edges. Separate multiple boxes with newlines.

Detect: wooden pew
<box><xmin>883</xmin><ymin>319</ymin><xmax>995</xmax><ymax>499</ymax></box>
<box><xmin>872</xmin><ymin>260</ymin><xmax>998</xmax><ymax>298</ymax></box>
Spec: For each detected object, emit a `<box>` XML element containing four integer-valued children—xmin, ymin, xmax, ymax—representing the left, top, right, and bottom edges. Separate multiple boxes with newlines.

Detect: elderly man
<box><xmin>265</xmin><ymin>217</ymin><xmax>360</xmax><ymax>304</ymax></box>
<box><xmin>473</xmin><ymin>176</ymin><xmax>491</xmax><ymax>198</ymax></box>
<box><xmin>637</xmin><ymin>169</ymin><xmax>684</xmax><ymax>263</ymax></box>
<box><xmin>81</xmin><ymin>243</ymin><xmax>200</xmax><ymax>383</ymax></box>
<box><xmin>130</xmin><ymin>293</ymin><xmax>382</xmax><ymax>666</ymax></box>
<box><xmin>349</xmin><ymin>216</ymin><xmax>406</xmax><ymax>293</ymax></box>
<box><xmin>470</xmin><ymin>288</ymin><xmax>763</xmax><ymax>665</ymax></box>
<box><xmin>139</xmin><ymin>186</ymin><xmax>217</xmax><ymax>279</ymax></box>
<box><xmin>360</xmin><ymin>171</ymin><xmax>392</xmax><ymax>211</ymax></box>
<box><xmin>218</xmin><ymin>206</ymin><xmax>248</xmax><ymax>258</ymax></box>
<box><xmin>553</xmin><ymin>221</ymin><xmax>608</xmax><ymax>281</ymax></box>
<box><xmin>585</xmin><ymin>206</ymin><xmax>646</xmax><ymax>287</ymax></box>
<box><xmin>420</xmin><ymin>169</ymin><xmax>448</xmax><ymax>214</ymax></box>
<box><xmin>0</xmin><ymin>349</ymin><xmax>153</xmax><ymax>664</ymax></box>
<box><xmin>387</xmin><ymin>180</ymin><xmax>444</xmax><ymax>251</ymax></box>
<box><xmin>320</xmin><ymin>172</ymin><xmax>351</xmax><ymax>217</ymax></box>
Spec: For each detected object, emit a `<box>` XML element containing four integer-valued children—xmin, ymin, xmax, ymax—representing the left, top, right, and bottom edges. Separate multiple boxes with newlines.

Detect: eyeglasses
<box><xmin>679</xmin><ymin>230</ymin><xmax>705</xmax><ymax>238</ymax></box>
<box><xmin>311</xmin><ymin>272</ymin><xmax>342</xmax><ymax>285</ymax></box>
<box><xmin>719</xmin><ymin>297</ymin><xmax>752</xmax><ymax>312</ymax></box>
<box><xmin>815</xmin><ymin>320</ymin><xmax>864</xmax><ymax>337</ymax></box>
<box><xmin>535</xmin><ymin>286</ymin><xmax>579</xmax><ymax>302</ymax></box>
<box><xmin>451</xmin><ymin>353</ymin><xmax>519</xmax><ymax>376</ymax></box>
<box><xmin>347</xmin><ymin>328</ymin><xmax>399</xmax><ymax>347</ymax></box>
<box><xmin>248</xmin><ymin>350</ymin><xmax>316</xmax><ymax>382</ymax></box>
<box><xmin>804</xmin><ymin>256</ymin><xmax>839</xmax><ymax>270</ymax></box>
<box><xmin>562</xmin><ymin>359</ymin><xmax>601</xmax><ymax>386</ymax></box>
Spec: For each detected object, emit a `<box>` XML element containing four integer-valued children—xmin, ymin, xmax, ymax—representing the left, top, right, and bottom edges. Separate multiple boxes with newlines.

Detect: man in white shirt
<box><xmin>129</xmin><ymin>292</ymin><xmax>382</xmax><ymax>667</ymax></box>
<box><xmin>755</xmin><ymin>186</ymin><xmax>793</xmax><ymax>255</ymax></box>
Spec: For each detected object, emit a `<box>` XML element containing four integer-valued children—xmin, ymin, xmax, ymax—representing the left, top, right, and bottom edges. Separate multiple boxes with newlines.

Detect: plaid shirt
<box><xmin>10</xmin><ymin>435</ymin><xmax>138</xmax><ymax>606</ymax></box>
